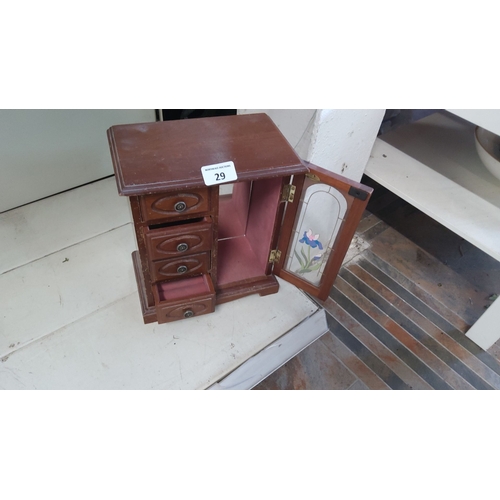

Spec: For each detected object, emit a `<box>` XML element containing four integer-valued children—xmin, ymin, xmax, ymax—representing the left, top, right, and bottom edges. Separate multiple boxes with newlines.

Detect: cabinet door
<box><xmin>274</xmin><ymin>162</ymin><xmax>373</xmax><ymax>300</ymax></box>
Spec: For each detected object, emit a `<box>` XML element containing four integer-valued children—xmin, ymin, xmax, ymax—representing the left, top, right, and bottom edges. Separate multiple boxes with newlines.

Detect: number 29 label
<box><xmin>201</xmin><ymin>161</ymin><xmax>237</xmax><ymax>186</ymax></box>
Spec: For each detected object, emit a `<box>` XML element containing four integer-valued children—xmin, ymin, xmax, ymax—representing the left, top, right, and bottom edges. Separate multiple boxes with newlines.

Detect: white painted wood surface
<box><xmin>0</xmin><ymin>179</ymin><xmax>318</xmax><ymax>389</ymax></box>
<box><xmin>238</xmin><ymin>109</ymin><xmax>385</xmax><ymax>182</ymax></box>
<box><xmin>465</xmin><ymin>298</ymin><xmax>500</xmax><ymax>351</ymax></box>
<box><xmin>366</xmin><ymin>113</ymin><xmax>500</xmax><ymax>262</ymax></box>
<box><xmin>0</xmin><ymin>177</ymin><xmax>130</xmax><ymax>274</ymax></box>
<box><xmin>366</xmin><ymin>110</ymin><xmax>500</xmax><ymax>349</ymax></box>
<box><xmin>0</xmin><ymin>225</ymin><xmax>136</xmax><ymax>356</ymax></box>
<box><xmin>305</xmin><ymin>109</ymin><xmax>385</xmax><ymax>182</ymax></box>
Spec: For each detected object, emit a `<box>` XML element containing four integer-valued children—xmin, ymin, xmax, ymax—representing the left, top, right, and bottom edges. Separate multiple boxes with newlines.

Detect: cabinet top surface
<box><xmin>108</xmin><ymin>113</ymin><xmax>306</xmax><ymax>196</ymax></box>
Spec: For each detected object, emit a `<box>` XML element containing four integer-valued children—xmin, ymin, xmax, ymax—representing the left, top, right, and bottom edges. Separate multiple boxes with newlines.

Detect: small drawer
<box><xmin>153</xmin><ymin>275</ymin><xmax>216</xmax><ymax>324</ymax></box>
<box><xmin>140</xmin><ymin>188</ymin><xmax>210</xmax><ymax>222</ymax></box>
<box><xmin>150</xmin><ymin>252</ymin><xmax>210</xmax><ymax>282</ymax></box>
<box><xmin>145</xmin><ymin>218</ymin><xmax>213</xmax><ymax>261</ymax></box>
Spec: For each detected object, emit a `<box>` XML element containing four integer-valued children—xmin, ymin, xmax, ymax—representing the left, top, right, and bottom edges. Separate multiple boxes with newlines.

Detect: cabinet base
<box><xmin>132</xmin><ymin>251</ymin><xmax>280</xmax><ymax>324</ymax></box>
<box><xmin>215</xmin><ymin>275</ymin><xmax>280</xmax><ymax>305</ymax></box>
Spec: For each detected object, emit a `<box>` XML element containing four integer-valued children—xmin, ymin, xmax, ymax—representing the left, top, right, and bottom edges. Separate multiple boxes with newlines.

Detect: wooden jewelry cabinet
<box><xmin>107</xmin><ymin>113</ymin><xmax>372</xmax><ymax>324</ymax></box>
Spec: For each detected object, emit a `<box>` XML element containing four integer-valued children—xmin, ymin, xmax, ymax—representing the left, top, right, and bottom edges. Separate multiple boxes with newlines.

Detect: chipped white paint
<box><xmin>0</xmin><ymin>277</ymin><xmax>318</xmax><ymax>389</ymax></box>
<box><xmin>305</xmin><ymin>109</ymin><xmax>385</xmax><ymax>181</ymax></box>
<box><xmin>0</xmin><ymin>177</ymin><xmax>130</xmax><ymax>274</ymax></box>
<box><xmin>239</xmin><ymin>109</ymin><xmax>384</xmax><ymax>182</ymax></box>
<box><xmin>0</xmin><ymin>225</ymin><xmax>137</xmax><ymax>356</ymax></box>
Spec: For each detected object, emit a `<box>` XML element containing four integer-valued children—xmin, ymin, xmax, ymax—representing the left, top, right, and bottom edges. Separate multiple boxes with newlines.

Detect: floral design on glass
<box><xmin>294</xmin><ymin>229</ymin><xmax>324</xmax><ymax>274</ymax></box>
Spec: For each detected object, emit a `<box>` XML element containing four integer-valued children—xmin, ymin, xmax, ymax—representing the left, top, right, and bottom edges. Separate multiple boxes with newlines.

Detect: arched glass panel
<box><xmin>284</xmin><ymin>179</ymin><xmax>348</xmax><ymax>286</ymax></box>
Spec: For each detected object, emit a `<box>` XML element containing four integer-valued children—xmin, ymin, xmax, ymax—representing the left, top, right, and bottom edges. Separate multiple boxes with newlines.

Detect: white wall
<box><xmin>446</xmin><ymin>109</ymin><xmax>500</xmax><ymax>136</ymax></box>
<box><xmin>238</xmin><ymin>109</ymin><xmax>385</xmax><ymax>182</ymax></box>
<box><xmin>0</xmin><ymin>109</ymin><xmax>155</xmax><ymax>212</ymax></box>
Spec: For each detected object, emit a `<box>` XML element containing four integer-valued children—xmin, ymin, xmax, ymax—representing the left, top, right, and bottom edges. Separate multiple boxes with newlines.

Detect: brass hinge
<box><xmin>269</xmin><ymin>249</ymin><xmax>282</xmax><ymax>264</ymax></box>
<box><xmin>281</xmin><ymin>184</ymin><xmax>296</xmax><ymax>202</ymax></box>
<box><xmin>305</xmin><ymin>173</ymin><xmax>320</xmax><ymax>182</ymax></box>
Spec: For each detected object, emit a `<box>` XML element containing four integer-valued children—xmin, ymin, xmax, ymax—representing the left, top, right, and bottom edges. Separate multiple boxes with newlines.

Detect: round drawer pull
<box><xmin>177</xmin><ymin>265</ymin><xmax>188</xmax><ymax>274</ymax></box>
<box><xmin>184</xmin><ymin>310</ymin><xmax>194</xmax><ymax>318</ymax></box>
<box><xmin>174</xmin><ymin>201</ymin><xmax>187</xmax><ymax>213</ymax></box>
<box><xmin>177</xmin><ymin>242</ymin><xmax>189</xmax><ymax>252</ymax></box>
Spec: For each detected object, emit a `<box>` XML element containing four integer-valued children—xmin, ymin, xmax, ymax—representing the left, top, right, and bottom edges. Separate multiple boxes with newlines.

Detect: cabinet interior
<box><xmin>218</xmin><ymin>182</ymin><xmax>252</xmax><ymax>240</ymax></box>
<box><xmin>217</xmin><ymin>177</ymin><xmax>283</xmax><ymax>286</ymax></box>
<box><xmin>157</xmin><ymin>274</ymin><xmax>212</xmax><ymax>301</ymax></box>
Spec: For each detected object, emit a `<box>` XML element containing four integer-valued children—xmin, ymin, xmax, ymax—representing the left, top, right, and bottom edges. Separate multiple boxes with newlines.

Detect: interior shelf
<box><xmin>365</xmin><ymin>110</ymin><xmax>500</xmax><ymax>262</ymax></box>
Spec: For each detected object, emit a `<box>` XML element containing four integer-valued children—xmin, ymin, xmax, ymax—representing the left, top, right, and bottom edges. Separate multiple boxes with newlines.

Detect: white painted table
<box><xmin>365</xmin><ymin>110</ymin><xmax>500</xmax><ymax>349</ymax></box>
<box><xmin>0</xmin><ymin>178</ymin><xmax>325</xmax><ymax>389</ymax></box>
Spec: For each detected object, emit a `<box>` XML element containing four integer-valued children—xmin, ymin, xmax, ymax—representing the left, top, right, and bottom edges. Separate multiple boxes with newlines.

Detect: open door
<box><xmin>274</xmin><ymin>161</ymin><xmax>373</xmax><ymax>300</ymax></box>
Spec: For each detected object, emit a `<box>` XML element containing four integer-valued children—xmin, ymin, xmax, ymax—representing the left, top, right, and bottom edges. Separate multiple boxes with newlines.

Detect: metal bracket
<box><xmin>305</xmin><ymin>173</ymin><xmax>320</xmax><ymax>182</ymax></box>
<box><xmin>348</xmin><ymin>186</ymin><xmax>369</xmax><ymax>201</ymax></box>
<box><xmin>269</xmin><ymin>249</ymin><xmax>282</xmax><ymax>264</ymax></box>
<box><xmin>281</xmin><ymin>184</ymin><xmax>296</xmax><ymax>203</ymax></box>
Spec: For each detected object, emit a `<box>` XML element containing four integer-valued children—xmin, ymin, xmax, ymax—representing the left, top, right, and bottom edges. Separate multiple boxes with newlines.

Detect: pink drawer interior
<box><xmin>156</xmin><ymin>275</ymin><xmax>213</xmax><ymax>302</ymax></box>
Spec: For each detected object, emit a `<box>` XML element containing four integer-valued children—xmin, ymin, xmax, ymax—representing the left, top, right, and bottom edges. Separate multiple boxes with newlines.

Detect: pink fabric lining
<box><xmin>217</xmin><ymin>177</ymin><xmax>282</xmax><ymax>286</ymax></box>
<box><xmin>216</xmin><ymin>237</ymin><xmax>263</xmax><ymax>285</ymax></box>
<box><xmin>245</xmin><ymin>178</ymin><xmax>282</xmax><ymax>266</ymax></box>
<box><xmin>157</xmin><ymin>275</ymin><xmax>211</xmax><ymax>301</ymax></box>
<box><xmin>218</xmin><ymin>182</ymin><xmax>252</xmax><ymax>239</ymax></box>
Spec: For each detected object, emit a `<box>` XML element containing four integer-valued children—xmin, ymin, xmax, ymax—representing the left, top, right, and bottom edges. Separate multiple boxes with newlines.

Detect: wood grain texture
<box><xmin>140</xmin><ymin>188</ymin><xmax>211</xmax><ymax>222</ymax></box>
<box><xmin>150</xmin><ymin>252</ymin><xmax>210</xmax><ymax>282</ymax></box>
<box><xmin>145</xmin><ymin>219</ymin><xmax>212</xmax><ymax>260</ymax></box>
<box><xmin>107</xmin><ymin>113</ymin><xmax>307</xmax><ymax>195</ymax></box>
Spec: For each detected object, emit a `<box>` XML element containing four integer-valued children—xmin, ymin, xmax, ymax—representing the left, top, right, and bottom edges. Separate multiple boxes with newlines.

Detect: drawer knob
<box><xmin>184</xmin><ymin>310</ymin><xmax>194</xmax><ymax>318</ymax></box>
<box><xmin>177</xmin><ymin>265</ymin><xmax>188</xmax><ymax>274</ymax></box>
<box><xmin>176</xmin><ymin>242</ymin><xmax>189</xmax><ymax>252</ymax></box>
<box><xmin>174</xmin><ymin>201</ymin><xmax>187</xmax><ymax>213</ymax></box>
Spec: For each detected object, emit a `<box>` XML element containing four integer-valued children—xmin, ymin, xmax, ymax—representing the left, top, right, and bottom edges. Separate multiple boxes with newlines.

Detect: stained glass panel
<box><xmin>283</xmin><ymin>178</ymin><xmax>348</xmax><ymax>286</ymax></box>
